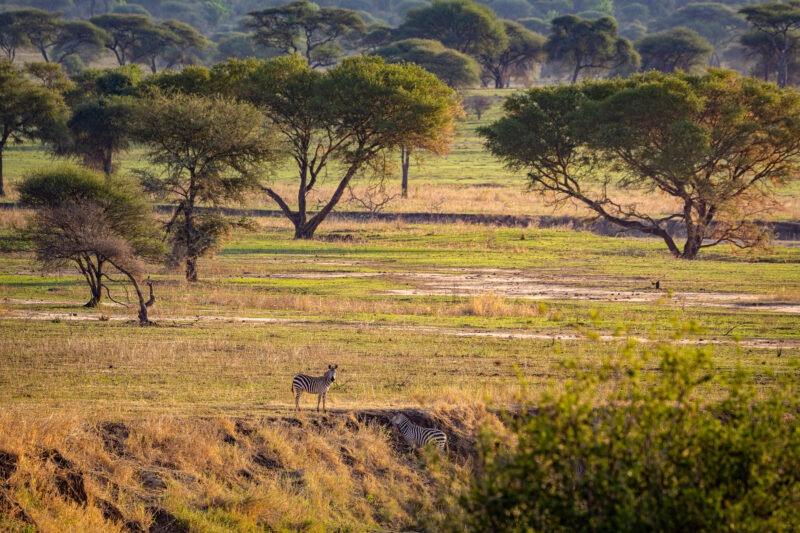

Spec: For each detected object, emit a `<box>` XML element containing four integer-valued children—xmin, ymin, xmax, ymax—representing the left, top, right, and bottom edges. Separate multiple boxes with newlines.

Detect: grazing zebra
<box><xmin>390</xmin><ymin>413</ymin><xmax>447</xmax><ymax>451</ymax></box>
<box><xmin>292</xmin><ymin>364</ymin><xmax>338</xmax><ymax>412</ymax></box>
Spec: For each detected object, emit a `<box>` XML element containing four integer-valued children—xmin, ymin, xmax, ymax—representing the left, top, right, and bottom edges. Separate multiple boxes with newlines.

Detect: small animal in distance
<box><xmin>292</xmin><ymin>364</ymin><xmax>338</xmax><ymax>412</ymax></box>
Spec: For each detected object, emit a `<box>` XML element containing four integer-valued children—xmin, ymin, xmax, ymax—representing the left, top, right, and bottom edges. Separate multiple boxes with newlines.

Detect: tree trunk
<box><xmin>680</xmin><ymin>200</ymin><xmax>705</xmax><ymax>260</ymax></box>
<box><xmin>0</xmin><ymin>146</ymin><xmax>4</xmax><ymax>197</ymax></box>
<box><xmin>184</xmin><ymin>200</ymin><xmax>199</xmax><ymax>281</ymax></box>
<box><xmin>185</xmin><ymin>255</ymin><xmax>198</xmax><ymax>282</ymax></box>
<box><xmin>80</xmin><ymin>257</ymin><xmax>103</xmax><ymax>307</ymax></box>
<box><xmin>579</xmin><ymin>196</ymin><xmax>683</xmax><ymax>257</ymax></box>
<box><xmin>102</xmin><ymin>148</ymin><xmax>113</xmax><ymax>176</ymax></box>
<box><xmin>131</xmin><ymin>277</ymin><xmax>151</xmax><ymax>325</ymax></box>
<box><xmin>400</xmin><ymin>146</ymin><xmax>411</xmax><ymax>198</ymax></box>
<box><xmin>571</xmin><ymin>63</ymin><xmax>581</xmax><ymax>84</ymax></box>
<box><xmin>292</xmin><ymin>164</ymin><xmax>361</xmax><ymax>239</ymax></box>
<box><xmin>294</xmin><ymin>223</ymin><xmax>316</xmax><ymax>239</ymax></box>
<box><xmin>681</xmin><ymin>230</ymin><xmax>703</xmax><ymax>260</ymax></box>
<box><xmin>107</xmin><ymin>259</ymin><xmax>153</xmax><ymax>326</ymax></box>
<box><xmin>84</xmin><ymin>285</ymin><xmax>101</xmax><ymax>307</ymax></box>
<box><xmin>778</xmin><ymin>48</ymin><xmax>789</xmax><ymax>88</ymax></box>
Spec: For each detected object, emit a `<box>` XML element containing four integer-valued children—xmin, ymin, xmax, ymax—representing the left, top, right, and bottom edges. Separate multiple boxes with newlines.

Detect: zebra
<box><xmin>291</xmin><ymin>364</ymin><xmax>338</xmax><ymax>412</ymax></box>
<box><xmin>390</xmin><ymin>413</ymin><xmax>447</xmax><ymax>451</ymax></box>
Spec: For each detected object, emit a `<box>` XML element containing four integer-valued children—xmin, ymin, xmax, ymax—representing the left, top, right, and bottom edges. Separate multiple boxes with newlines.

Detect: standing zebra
<box><xmin>390</xmin><ymin>413</ymin><xmax>447</xmax><ymax>451</ymax></box>
<box><xmin>292</xmin><ymin>364</ymin><xmax>338</xmax><ymax>412</ymax></box>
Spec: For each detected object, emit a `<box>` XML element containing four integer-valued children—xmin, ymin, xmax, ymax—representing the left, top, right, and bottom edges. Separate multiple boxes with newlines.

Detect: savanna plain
<box><xmin>1</xmin><ymin>98</ymin><xmax>799</xmax><ymax>532</ymax></box>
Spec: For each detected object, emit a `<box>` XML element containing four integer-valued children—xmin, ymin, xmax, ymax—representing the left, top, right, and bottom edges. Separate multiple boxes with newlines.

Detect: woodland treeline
<box><xmin>3</xmin><ymin>0</ymin><xmax>800</xmax><ymax>88</ymax></box>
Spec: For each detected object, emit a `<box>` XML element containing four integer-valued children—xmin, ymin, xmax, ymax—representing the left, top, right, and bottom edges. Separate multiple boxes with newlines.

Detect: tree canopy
<box><xmin>133</xmin><ymin>91</ymin><xmax>278</xmax><ymax>281</ymax></box>
<box><xmin>635</xmin><ymin>28</ymin><xmax>713</xmax><ymax>73</ymax></box>
<box><xmin>233</xmin><ymin>55</ymin><xmax>461</xmax><ymax>239</ymax></box>
<box><xmin>245</xmin><ymin>1</ymin><xmax>366</xmax><ymax>69</ymax></box>
<box><xmin>19</xmin><ymin>164</ymin><xmax>163</xmax><ymax>322</ymax></box>
<box><xmin>54</xmin><ymin>65</ymin><xmax>144</xmax><ymax>176</ymax></box>
<box><xmin>480</xmin><ymin>69</ymin><xmax>800</xmax><ymax>259</ymax></box>
<box><xmin>652</xmin><ymin>2</ymin><xmax>748</xmax><ymax>67</ymax></box>
<box><xmin>396</xmin><ymin>0</ymin><xmax>508</xmax><ymax>58</ymax></box>
<box><xmin>0</xmin><ymin>60</ymin><xmax>67</xmax><ymax>196</ymax></box>
<box><xmin>372</xmin><ymin>38</ymin><xmax>480</xmax><ymax>88</ymax></box>
<box><xmin>479</xmin><ymin>19</ymin><xmax>546</xmax><ymax>88</ymax></box>
<box><xmin>545</xmin><ymin>14</ymin><xmax>640</xmax><ymax>83</ymax></box>
<box><xmin>739</xmin><ymin>1</ymin><xmax>800</xmax><ymax>87</ymax></box>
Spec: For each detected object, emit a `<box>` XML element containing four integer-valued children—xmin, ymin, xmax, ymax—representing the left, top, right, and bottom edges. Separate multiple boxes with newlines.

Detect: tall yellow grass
<box><xmin>0</xmin><ymin>406</ymin><xmax>493</xmax><ymax>532</ymax></box>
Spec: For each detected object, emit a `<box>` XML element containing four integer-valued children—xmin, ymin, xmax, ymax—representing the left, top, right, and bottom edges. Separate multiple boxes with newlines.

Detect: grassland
<box><xmin>2</xmin><ymin>214</ymin><xmax>798</xmax><ymax>412</ymax></box>
<box><xmin>1</xmin><ymin>91</ymin><xmax>799</xmax><ymax>531</ymax></box>
<box><xmin>1</xmin><ymin>214</ymin><xmax>798</xmax><ymax>531</ymax></box>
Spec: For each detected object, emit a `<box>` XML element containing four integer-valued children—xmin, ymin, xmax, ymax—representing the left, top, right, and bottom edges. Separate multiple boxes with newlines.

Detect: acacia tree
<box><xmin>635</xmin><ymin>28</ymin><xmax>713</xmax><ymax>73</ymax></box>
<box><xmin>367</xmin><ymin>37</ymin><xmax>476</xmax><ymax>198</ymax></box>
<box><xmin>49</xmin><ymin>21</ymin><xmax>108</xmax><ymax>66</ymax></box>
<box><xmin>479</xmin><ymin>20</ymin><xmax>545</xmax><ymax>88</ymax></box>
<box><xmin>246</xmin><ymin>1</ymin><xmax>366</xmax><ymax>69</ymax></box>
<box><xmin>0</xmin><ymin>10</ymin><xmax>34</xmax><ymax>62</ymax></box>
<box><xmin>463</xmin><ymin>94</ymin><xmax>494</xmax><ymax>119</ymax></box>
<box><xmin>480</xmin><ymin>70</ymin><xmax>800</xmax><ymax>259</ymax></box>
<box><xmin>133</xmin><ymin>92</ymin><xmax>278</xmax><ymax>282</ymax></box>
<box><xmin>740</xmin><ymin>30</ymin><xmax>790</xmax><ymax>83</ymax></box>
<box><xmin>396</xmin><ymin>0</ymin><xmax>508</xmax><ymax>59</ymax></box>
<box><xmin>18</xmin><ymin>165</ymin><xmax>163</xmax><ymax>323</ymax></box>
<box><xmin>235</xmin><ymin>55</ymin><xmax>460</xmax><ymax>238</ymax></box>
<box><xmin>90</xmin><ymin>13</ymin><xmax>160</xmax><ymax>66</ymax></box>
<box><xmin>545</xmin><ymin>15</ymin><xmax>640</xmax><ymax>83</ymax></box>
<box><xmin>653</xmin><ymin>3</ymin><xmax>749</xmax><ymax>67</ymax></box>
<box><xmin>24</xmin><ymin>62</ymin><xmax>74</xmax><ymax>92</ymax></box>
<box><xmin>131</xmin><ymin>19</ymin><xmax>207</xmax><ymax>73</ymax></box>
<box><xmin>55</xmin><ymin>65</ymin><xmax>143</xmax><ymax>176</ymax></box>
<box><xmin>372</xmin><ymin>38</ymin><xmax>480</xmax><ymax>88</ymax></box>
<box><xmin>0</xmin><ymin>61</ymin><xmax>67</xmax><ymax>196</ymax></box>
<box><xmin>739</xmin><ymin>1</ymin><xmax>800</xmax><ymax>88</ymax></box>
<box><xmin>5</xmin><ymin>8</ymin><xmax>61</xmax><ymax>63</ymax></box>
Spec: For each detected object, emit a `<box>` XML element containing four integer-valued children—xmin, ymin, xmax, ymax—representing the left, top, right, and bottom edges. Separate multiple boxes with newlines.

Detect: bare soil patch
<box><xmin>383</xmin><ymin>269</ymin><xmax>800</xmax><ymax>314</ymax></box>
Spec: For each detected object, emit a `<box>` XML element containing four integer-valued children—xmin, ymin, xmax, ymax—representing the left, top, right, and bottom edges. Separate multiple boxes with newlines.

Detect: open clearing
<box><xmin>4</xmin><ymin>264</ymin><xmax>799</xmax><ymax>353</ymax></box>
<box><xmin>1</xmin><ymin>220</ymin><xmax>798</xmax><ymax>418</ymax></box>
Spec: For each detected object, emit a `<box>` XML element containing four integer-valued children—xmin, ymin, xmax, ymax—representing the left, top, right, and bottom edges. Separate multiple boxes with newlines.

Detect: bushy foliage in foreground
<box><xmin>461</xmin><ymin>335</ymin><xmax>800</xmax><ymax>531</ymax></box>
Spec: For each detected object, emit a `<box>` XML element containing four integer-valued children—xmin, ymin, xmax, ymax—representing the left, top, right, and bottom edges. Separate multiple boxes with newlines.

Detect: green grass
<box><xmin>1</xmin><ymin>219</ymin><xmax>797</xmax><ymax>415</ymax></box>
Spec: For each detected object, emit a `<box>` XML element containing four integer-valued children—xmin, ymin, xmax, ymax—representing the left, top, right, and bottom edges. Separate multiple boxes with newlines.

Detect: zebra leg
<box><xmin>295</xmin><ymin>390</ymin><xmax>301</xmax><ymax>411</ymax></box>
<box><xmin>322</xmin><ymin>392</ymin><xmax>326</xmax><ymax>412</ymax></box>
<box><xmin>316</xmin><ymin>393</ymin><xmax>322</xmax><ymax>411</ymax></box>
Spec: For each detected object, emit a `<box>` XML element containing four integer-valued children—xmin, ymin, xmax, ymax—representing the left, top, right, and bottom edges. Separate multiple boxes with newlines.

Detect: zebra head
<box><xmin>390</xmin><ymin>413</ymin><xmax>407</xmax><ymax>426</ymax></box>
<box><xmin>326</xmin><ymin>364</ymin><xmax>338</xmax><ymax>382</ymax></box>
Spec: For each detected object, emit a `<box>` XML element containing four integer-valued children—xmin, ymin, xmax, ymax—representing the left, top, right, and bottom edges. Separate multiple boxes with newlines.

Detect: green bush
<box><xmin>460</xmin><ymin>337</ymin><xmax>800</xmax><ymax>531</ymax></box>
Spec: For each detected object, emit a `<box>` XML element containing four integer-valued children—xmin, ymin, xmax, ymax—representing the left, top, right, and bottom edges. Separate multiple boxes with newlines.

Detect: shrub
<box><xmin>459</xmin><ymin>336</ymin><xmax>800</xmax><ymax>531</ymax></box>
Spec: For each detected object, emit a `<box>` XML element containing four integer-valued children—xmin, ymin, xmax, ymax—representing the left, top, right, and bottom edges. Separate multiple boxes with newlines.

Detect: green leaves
<box><xmin>480</xmin><ymin>70</ymin><xmax>800</xmax><ymax>258</ymax></box>
<box><xmin>245</xmin><ymin>1</ymin><xmax>366</xmax><ymax>69</ymax></box>
<box><xmin>462</xmin><ymin>333</ymin><xmax>800</xmax><ymax>531</ymax></box>
<box><xmin>397</xmin><ymin>0</ymin><xmax>508</xmax><ymax>58</ymax></box>
<box><xmin>236</xmin><ymin>55</ymin><xmax>459</xmax><ymax>238</ymax></box>
<box><xmin>132</xmin><ymin>91</ymin><xmax>277</xmax><ymax>280</ymax></box>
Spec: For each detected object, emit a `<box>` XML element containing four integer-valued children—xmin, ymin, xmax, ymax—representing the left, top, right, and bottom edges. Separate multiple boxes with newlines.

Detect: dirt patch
<box><xmin>384</xmin><ymin>270</ymin><xmax>800</xmax><ymax>314</ymax></box>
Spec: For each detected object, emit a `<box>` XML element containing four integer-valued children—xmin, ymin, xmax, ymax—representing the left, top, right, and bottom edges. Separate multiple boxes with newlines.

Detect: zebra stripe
<box><xmin>292</xmin><ymin>364</ymin><xmax>337</xmax><ymax>411</ymax></box>
<box><xmin>391</xmin><ymin>413</ymin><xmax>447</xmax><ymax>451</ymax></box>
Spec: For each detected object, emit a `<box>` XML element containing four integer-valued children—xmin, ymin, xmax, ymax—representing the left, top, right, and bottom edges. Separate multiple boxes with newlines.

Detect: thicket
<box><xmin>455</xmin><ymin>333</ymin><xmax>800</xmax><ymax>531</ymax></box>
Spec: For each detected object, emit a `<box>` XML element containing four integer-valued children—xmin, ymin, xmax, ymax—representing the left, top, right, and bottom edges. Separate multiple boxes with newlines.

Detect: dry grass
<box><xmin>244</xmin><ymin>180</ymin><xmax>693</xmax><ymax>219</ymax></box>
<box><xmin>0</xmin><ymin>208</ymin><xmax>30</xmax><ymax>231</ymax></box>
<box><xmin>130</xmin><ymin>282</ymin><xmax>544</xmax><ymax>320</ymax></box>
<box><xmin>0</xmin><ymin>405</ymin><xmax>493</xmax><ymax>532</ymax></box>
